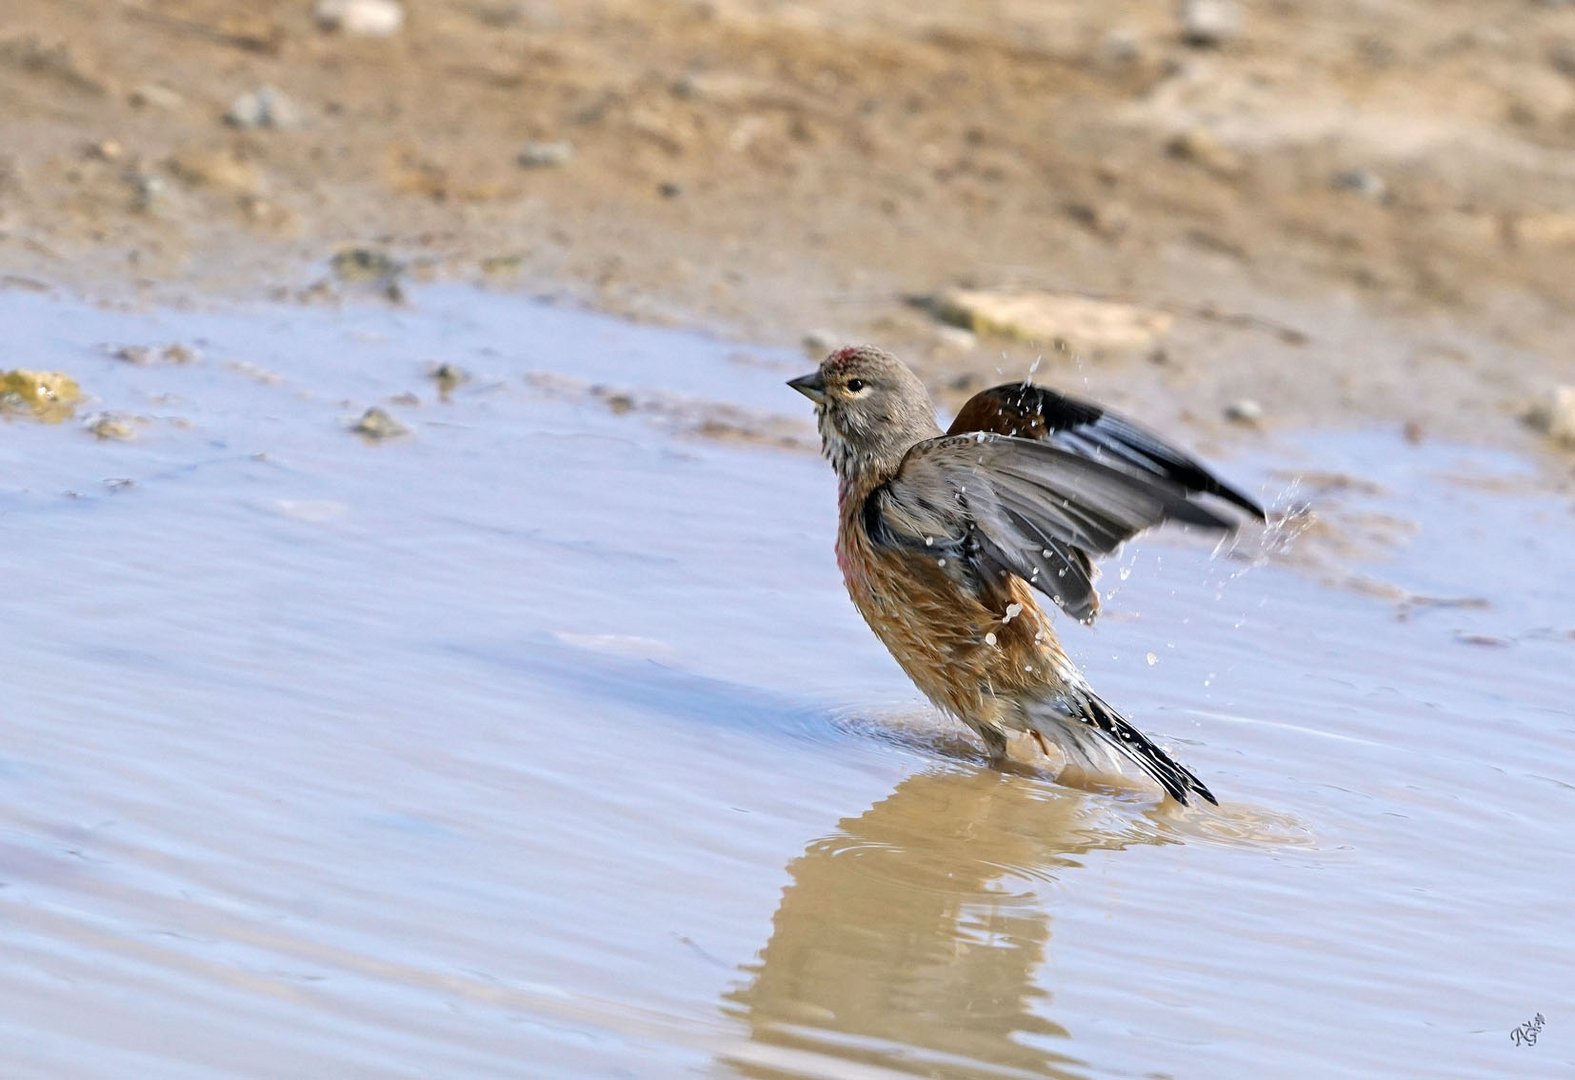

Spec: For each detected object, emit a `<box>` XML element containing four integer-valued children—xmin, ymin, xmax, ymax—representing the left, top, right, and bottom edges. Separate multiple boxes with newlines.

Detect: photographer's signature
<box><xmin>1511</xmin><ymin>1013</ymin><xmax>1546</xmax><ymax>1047</ymax></box>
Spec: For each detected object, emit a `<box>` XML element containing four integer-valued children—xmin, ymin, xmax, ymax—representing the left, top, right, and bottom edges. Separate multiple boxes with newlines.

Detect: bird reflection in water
<box><xmin>721</xmin><ymin>766</ymin><xmax>1176</xmax><ymax>1078</ymax></box>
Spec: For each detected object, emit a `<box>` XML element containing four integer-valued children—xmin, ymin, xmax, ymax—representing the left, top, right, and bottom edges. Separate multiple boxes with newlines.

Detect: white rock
<box><xmin>225</xmin><ymin>86</ymin><xmax>303</xmax><ymax>130</ymax></box>
<box><xmin>315</xmin><ymin>0</ymin><xmax>405</xmax><ymax>36</ymax></box>
<box><xmin>1180</xmin><ymin>0</ymin><xmax>1242</xmax><ymax>46</ymax></box>
<box><xmin>1331</xmin><ymin>168</ymin><xmax>1387</xmax><ymax>202</ymax></box>
<box><xmin>933</xmin><ymin>325</ymin><xmax>978</xmax><ymax>353</ymax></box>
<box><xmin>517</xmin><ymin>141</ymin><xmax>575</xmax><ymax>168</ymax></box>
<box><xmin>925</xmin><ymin>288</ymin><xmax>1173</xmax><ymax>355</ymax></box>
<box><xmin>801</xmin><ymin>329</ymin><xmax>841</xmax><ymax>357</ymax></box>
<box><xmin>1530</xmin><ymin>385</ymin><xmax>1575</xmax><ymax>447</ymax></box>
<box><xmin>1224</xmin><ymin>399</ymin><xmax>1264</xmax><ymax>425</ymax></box>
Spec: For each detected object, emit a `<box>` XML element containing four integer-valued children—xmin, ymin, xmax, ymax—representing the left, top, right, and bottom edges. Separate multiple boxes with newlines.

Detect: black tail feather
<box><xmin>1079</xmin><ymin>692</ymin><xmax>1217</xmax><ymax>806</ymax></box>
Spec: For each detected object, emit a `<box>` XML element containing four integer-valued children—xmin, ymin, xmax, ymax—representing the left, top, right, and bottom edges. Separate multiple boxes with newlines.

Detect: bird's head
<box><xmin>788</xmin><ymin>346</ymin><xmax>941</xmax><ymax>482</ymax></box>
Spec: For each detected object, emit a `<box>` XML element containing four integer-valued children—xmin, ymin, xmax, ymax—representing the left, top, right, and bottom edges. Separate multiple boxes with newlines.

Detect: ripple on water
<box><xmin>2</xmin><ymin>287</ymin><xmax>1572</xmax><ymax>1080</ymax></box>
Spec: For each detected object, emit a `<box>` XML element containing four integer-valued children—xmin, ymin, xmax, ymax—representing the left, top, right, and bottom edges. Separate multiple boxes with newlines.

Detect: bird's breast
<box><xmin>835</xmin><ymin>510</ymin><xmax>1069</xmax><ymax>715</ymax></box>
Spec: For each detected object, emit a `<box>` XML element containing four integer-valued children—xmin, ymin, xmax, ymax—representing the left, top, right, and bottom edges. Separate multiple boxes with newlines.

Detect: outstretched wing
<box><xmin>865</xmin><ymin>433</ymin><xmax>1238</xmax><ymax>622</ymax></box>
<box><xmin>948</xmin><ymin>382</ymin><xmax>1265</xmax><ymax>521</ymax></box>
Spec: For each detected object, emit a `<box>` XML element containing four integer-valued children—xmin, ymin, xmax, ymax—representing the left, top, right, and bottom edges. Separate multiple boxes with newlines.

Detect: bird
<box><xmin>787</xmin><ymin>345</ymin><xmax>1266</xmax><ymax>806</ymax></box>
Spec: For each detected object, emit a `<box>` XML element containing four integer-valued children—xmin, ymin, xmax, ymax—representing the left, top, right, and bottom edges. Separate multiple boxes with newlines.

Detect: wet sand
<box><xmin>4</xmin><ymin>0</ymin><xmax>1575</xmax><ymax>452</ymax></box>
<box><xmin>2</xmin><ymin>285</ymin><xmax>1571</xmax><ymax>1077</ymax></box>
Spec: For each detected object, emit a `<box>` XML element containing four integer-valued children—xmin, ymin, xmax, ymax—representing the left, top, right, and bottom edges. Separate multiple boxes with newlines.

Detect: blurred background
<box><xmin>4</xmin><ymin>0</ymin><xmax>1575</xmax><ymax>442</ymax></box>
<box><xmin>2</xmin><ymin>3</ymin><xmax>1573</xmax><ymax>1078</ymax></box>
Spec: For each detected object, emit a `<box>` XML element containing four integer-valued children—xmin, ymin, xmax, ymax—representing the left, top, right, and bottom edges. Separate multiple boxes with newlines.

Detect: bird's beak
<box><xmin>787</xmin><ymin>371</ymin><xmax>827</xmax><ymax>405</ymax></box>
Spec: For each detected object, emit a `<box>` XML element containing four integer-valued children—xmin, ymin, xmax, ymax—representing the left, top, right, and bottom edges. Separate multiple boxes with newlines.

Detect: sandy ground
<box><xmin>3</xmin><ymin>0</ymin><xmax>1575</xmax><ymax>462</ymax></box>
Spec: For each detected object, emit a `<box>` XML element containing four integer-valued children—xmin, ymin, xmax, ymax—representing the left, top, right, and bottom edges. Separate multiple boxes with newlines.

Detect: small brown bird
<box><xmin>789</xmin><ymin>346</ymin><xmax>1265</xmax><ymax>805</ymax></box>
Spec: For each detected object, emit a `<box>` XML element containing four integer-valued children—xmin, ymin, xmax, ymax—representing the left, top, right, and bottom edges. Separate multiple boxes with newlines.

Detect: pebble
<box><xmin>1528</xmin><ymin>385</ymin><xmax>1575</xmax><ymax>447</ymax></box>
<box><xmin>129</xmin><ymin>83</ymin><xmax>184</xmax><ymax>110</ymax></box>
<box><xmin>1331</xmin><ymin>168</ymin><xmax>1387</xmax><ymax>202</ymax></box>
<box><xmin>1167</xmin><ymin>128</ymin><xmax>1243</xmax><ymax>177</ymax></box>
<box><xmin>315</xmin><ymin>0</ymin><xmax>405</xmax><ymax>36</ymax></box>
<box><xmin>131</xmin><ymin>173</ymin><xmax>167</xmax><ymax>213</ymax></box>
<box><xmin>87</xmin><ymin>413</ymin><xmax>137</xmax><ymax>441</ymax></box>
<box><xmin>112</xmin><ymin>343</ymin><xmax>197</xmax><ymax>364</ymax></box>
<box><xmin>801</xmin><ymin>330</ymin><xmax>841</xmax><ymax>356</ymax></box>
<box><xmin>932</xmin><ymin>326</ymin><xmax>978</xmax><ymax>353</ymax></box>
<box><xmin>1224</xmin><ymin>398</ymin><xmax>1264</xmax><ymax>426</ymax></box>
<box><xmin>331</xmin><ymin>247</ymin><xmax>402</xmax><ymax>282</ymax></box>
<box><xmin>428</xmin><ymin>362</ymin><xmax>470</xmax><ymax>397</ymax></box>
<box><xmin>225</xmin><ymin>86</ymin><xmax>303</xmax><ymax>131</ymax></box>
<box><xmin>1099</xmin><ymin>29</ymin><xmax>1145</xmax><ymax>66</ymax></box>
<box><xmin>168</xmin><ymin>149</ymin><xmax>259</xmax><ymax>193</ymax></box>
<box><xmin>0</xmin><ymin>369</ymin><xmax>82</xmax><ymax>421</ymax></box>
<box><xmin>352</xmin><ymin>406</ymin><xmax>409</xmax><ymax>440</ymax></box>
<box><xmin>1180</xmin><ymin>0</ymin><xmax>1242</xmax><ymax>47</ymax></box>
<box><xmin>517</xmin><ymin>141</ymin><xmax>575</xmax><ymax>168</ymax></box>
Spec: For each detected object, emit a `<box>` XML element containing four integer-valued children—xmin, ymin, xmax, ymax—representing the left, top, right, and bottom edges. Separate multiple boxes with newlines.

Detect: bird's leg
<box><xmin>976</xmin><ymin>724</ymin><xmax>1011</xmax><ymax>767</ymax></box>
<box><xmin>1029</xmin><ymin>728</ymin><xmax>1052</xmax><ymax>757</ymax></box>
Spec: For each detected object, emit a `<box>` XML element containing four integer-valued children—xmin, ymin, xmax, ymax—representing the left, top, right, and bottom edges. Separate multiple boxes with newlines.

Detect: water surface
<box><xmin>1</xmin><ymin>285</ymin><xmax>1570</xmax><ymax>1077</ymax></box>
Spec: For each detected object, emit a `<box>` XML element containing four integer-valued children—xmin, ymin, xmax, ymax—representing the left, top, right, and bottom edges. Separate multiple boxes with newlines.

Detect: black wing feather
<box><xmin>864</xmin><ymin>434</ymin><xmax>1235</xmax><ymax>622</ymax></box>
<box><xmin>949</xmin><ymin>382</ymin><xmax>1265</xmax><ymax>521</ymax></box>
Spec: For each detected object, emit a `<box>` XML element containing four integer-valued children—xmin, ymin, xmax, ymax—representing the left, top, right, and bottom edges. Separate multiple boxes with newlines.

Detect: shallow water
<box><xmin>1</xmin><ymin>284</ymin><xmax>1570</xmax><ymax>1078</ymax></box>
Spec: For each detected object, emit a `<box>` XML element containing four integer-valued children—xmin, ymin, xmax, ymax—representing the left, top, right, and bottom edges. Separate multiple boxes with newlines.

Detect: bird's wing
<box><xmin>866</xmin><ymin>433</ymin><xmax>1236</xmax><ymax>622</ymax></box>
<box><xmin>948</xmin><ymin>382</ymin><xmax>1265</xmax><ymax>520</ymax></box>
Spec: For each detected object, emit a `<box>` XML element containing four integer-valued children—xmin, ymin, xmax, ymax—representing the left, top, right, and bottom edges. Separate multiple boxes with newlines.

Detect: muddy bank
<box><xmin>3</xmin><ymin>0</ymin><xmax>1575</xmax><ymax>456</ymax></box>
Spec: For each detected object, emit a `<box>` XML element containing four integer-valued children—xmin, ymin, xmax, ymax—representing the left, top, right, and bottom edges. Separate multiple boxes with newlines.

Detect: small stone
<box><xmin>933</xmin><ymin>326</ymin><xmax>978</xmax><ymax>353</ymax></box>
<box><xmin>315</xmin><ymin>0</ymin><xmax>405</xmax><ymax>36</ymax></box>
<box><xmin>129</xmin><ymin>83</ymin><xmax>184</xmax><ymax>110</ymax></box>
<box><xmin>471</xmin><ymin>0</ymin><xmax>561</xmax><ymax>28</ymax></box>
<box><xmin>168</xmin><ymin>148</ymin><xmax>259</xmax><ymax>193</ymax></box>
<box><xmin>352</xmin><ymin>406</ymin><xmax>409</xmax><ymax>440</ymax></box>
<box><xmin>131</xmin><ymin>173</ymin><xmax>167</xmax><ymax>213</ymax></box>
<box><xmin>1167</xmin><ymin>128</ymin><xmax>1242</xmax><ymax>176</ymax></box>
<box><xmin>1100</xmin><ymin>29</ymin><xmax>1144</xmax><ymax>65</ymax></box>
<box><xmin>87</xmin><ymin>413</ymin><xmax>137</xmax><ymax>441</ymax></box>
<box><xmin>1064</xmin><ymin>200</ymin><xmax>1131</xmax><ymax>238</ymax></box>
<box><xmin>1527</xmin><ymin>385</ymin><xmax>1575</xmax><ymax>447</ymax></box>
<box><xmin>1224</xmin><ymin>398</ymin><xmax>1264</xmax><ymax>426</ymax></box>
<box><xmin>111</xmin><ymin>343</ymin><xmax>196</xmax><ymax>364</ymax></box>
<box><xmin>428</xmin><ymin>362</ymin><xmax>469</xmax><ymax>397</ymax></box>
<box><xmin>87</xmin><ymin>140</ymin><xmax>123</xmax><ymax>162</ymax></box>
<box><xmin>0</xmin><ymin>369</ymin><xmax>82</xmax><ymax>422</ymax></box>
<box><xmin>225</xmin><ymin>86</ymin><xmax>303</xmax><ymax>130</ymax></box>
<box><xmin>1331</xmin><ymin>168</ymin><xmax>1387</xmax><ymax>202</ymax></box>
<box><xmin>330</xmin><ymin>246</ymin><xmax>402</xmax><ymax>282</ymax></box>
<box><xmin>658</xmin><ymin>181</ymin><xmax>684</xmax><ymax>199</ymax></box>
<box><xmin>801</xmin><ymin>330</ymin><xmax>840</xmax><ymax>356</ymax></box>
<box><xmin>479</xmin><ymin>254</ymin><xmax>525</xmax><ymax>276</ymax></box>
<box><xmin>1180</xmin><ymin>0</ymin><xmax>1242</xmax><ymax>47</ymax></box>
<box><xmin>517</xmin><ymin>141</ymin><xmax>574</xmax><ymax>168</ymax></box>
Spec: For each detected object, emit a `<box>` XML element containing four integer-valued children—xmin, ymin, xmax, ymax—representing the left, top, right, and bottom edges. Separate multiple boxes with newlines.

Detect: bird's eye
<box><xmin>846</xmin><ymin>379</ymin><xmax>866</xmax><ymax>392</ymax></box>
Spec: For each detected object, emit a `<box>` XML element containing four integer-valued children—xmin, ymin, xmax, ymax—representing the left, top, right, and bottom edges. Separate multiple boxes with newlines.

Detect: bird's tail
<box><xmin>1023</xmin><ymin>691</ymin><xmax>1217</xmax><ymax>807</ymax></box>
